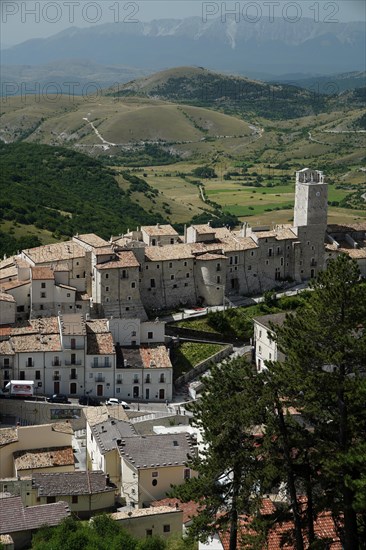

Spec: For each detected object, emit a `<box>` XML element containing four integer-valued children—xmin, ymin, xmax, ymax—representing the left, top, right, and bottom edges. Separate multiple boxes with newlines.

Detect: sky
<box><xmin>1</xmin><ymin>0</ymin><xmax>365</xmax><ymax>48</ymax></box>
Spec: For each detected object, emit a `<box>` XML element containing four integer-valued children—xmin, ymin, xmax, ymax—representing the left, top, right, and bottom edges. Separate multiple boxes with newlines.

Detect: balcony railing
<box><xmin>63</xmin><ymin>344</ymin><xmax>84</xmax><ymax>350</ymax></box>
<box><xmin>25</xmin><ymin>362</ymin><xmax>34</xmax><ymax>368</ymax></box>
<box><xmin>95</xmin><ymin>376</ymin><xmax>105</xmax><ymax>382</ymax></box>
<box><xmin>145</xmin><ymin>378</ymin><xmax>151</xmax><ymax>383</ymax></box>
<box><xmin>91</xmin><ymin>363</ymin><xmax>111</xmax><ymax>368</ymax></box>
<box><xmin>52</xmin><ymin>361</ymin><xmax>62</xmax><ymax>367</ymax></box>
<box><xmin>53</xmin><ymin>375</ymin><xmax>61</xmax><ymax>381</ymax></box>
<box><xmin>65</xmin><ymin>360</ymin><xmax>82</xmax><ymax>366</ymax></box>
<box><xmin>70</xmin><ymin>374</ymin><xmax>78</xmax><ymax>380</ymax></box>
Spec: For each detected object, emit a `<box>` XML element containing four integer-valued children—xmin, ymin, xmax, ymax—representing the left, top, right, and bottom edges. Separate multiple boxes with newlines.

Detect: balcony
<box><xmin>65</xmin><ymin>360</ymin><xmax>82</xmax><ymax>366</ymax></box>
<box><xmin>133</xmin><ymin>379</ymin><xmax>139</xmax><ymax>384</ymax></box>
<box><xmin>95</xmin><ymin>376</ymin><xmax>105</xmax><ymax>383</ymax></box>
<box><xmin>25</xmin><ymin>362</ymin><xmax>34</xmax><ymax>368</ymax></box>
<box><xmin>53</xmin><ymin>375</ymin><xmax>61</xmax><ymax>381</ymax></box>
<box><xmin>145</xmin><ymin>378</ymin><xmax>151</xmax><ymax>384</ymax></box>
<box><xmin>116</xmin><ymin>379</ymin><xmax>123</xmax><ymax>385</ymax></box>
<box><xmin>91</xmin><ymin>363</ymin><xmax>111</xmax><ymax>369</ymax></box>
<box><xmin>70</xmin><ymin>374</ymin><xmax>78</xmax><ymax>380</ymax></box>
<box><xmin>52</xmin><ymin>360</ymin><xmax>62</xmax><ymax>367</ymax></box>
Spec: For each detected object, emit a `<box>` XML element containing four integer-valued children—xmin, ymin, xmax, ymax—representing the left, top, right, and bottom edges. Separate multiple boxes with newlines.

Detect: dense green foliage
<box><xmin>32</xmin><ymin>515</ymin><xmax>194</xmax><ymax>550</ymax></box>
<box><xmin>192</xmin><ymin>166</ymin><xmax>217</xmax><ymax>179</ymax></box>
<box><xmin>0</xmin><ymin>142</ymin><xmax>165</xmax><ymax>255</ymax></box>
<box><xmin>173</xmin><ymin>256</ymin><xmax>366</xmax><ymax>550</ymax></box>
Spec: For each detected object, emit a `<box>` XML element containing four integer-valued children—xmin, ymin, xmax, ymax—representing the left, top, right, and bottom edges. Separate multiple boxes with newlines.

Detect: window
<box><xmin>27</xmin><ymin>357</ymin><xmax>33</xmax><ymax>367</ymax></box>
<box><xmin>72</xmin><ymin>495</ymin><xmax>78</xmax><ymax>504</ymax></box>
<box><xmin>170</xmin><ymin>274</ymin><xmax>175</xmax><ymax>280</ymax></box>
<box><xmin>268</xmin><ymin>248</ymin><xmax>273</xmax><ymax>257</ymax></box>
<box><xmin>251</xmin><ymin>251</ymin><xmax>254</xmax><ymax>256</ymax></box>
<box><xmin>105</xmin><ymin>286</ymin><xmax>109</xmax><ymax>292</ymax></box>
<box><xmin>248</xmin><ymin>265</ymin><xmax>252</xmax><ymax>271</ymax></box>
<box><xmin>150</xmin><ymin>279</ymin><xmax>156</xmax><ymax>288</ymax></box>
<box><xmin>41</xmin><ymin>292</ymin><xmax>46</xmax><ymax>298</ymax></box>
<box><xmin>160</xmin><ymin>374</ymin><xmax>165</xmax><ymax>383</ymax></box>
<box><xmin>146</xmin><ymin>530</ymin><xmax>153</xmax><ymax>537</ymax></box>
<box><xmin>216</xmin><ymin>263</ymin><xmax>221</xmax><ymax>272</ymax></box>
<box><xmin>131</xmin><ymin>282</ymin><xmax>136</xmax><ymax>288</ymax></box>
<box><xmin>170</xmin><ymin>238</ymin><xmax>174</xmax><ymax>244</ymax></box>
<box><xmin>234</xmin><ymin>256</ymin><xmax>238</xmax><ymax>265</ymax></box>
<box><xmin>217</xmin><ymin>276</ymin><xmax>221</xmax><ymax>284</ymax></box>
<box><xmin>20</xmin><ymin>371</ymin><xmax>25</xmax><ymax>380</ymax></box>
<box><xmin>152</xmin><ymin>471</ymin><xmax>158</xmax><ymax>478</ymax></box>
<box><xmin>47</xmin><ymin>496</ymin><xmax>56</xmax><ymax>504</ymax></box>
<box><xmin>41</xmin><ymin>282</ymin><xmax>46</xmax><ymax>289</ymax></box>
<box><xmin>163</xmin><ymin>525</ymin><xmax>171</xmax><ymax>533</ymax></box>
<box><xmin>71</xmin><ymin>338</ymin><xmax>76</xmax><ymax>350</ymax></box>
<box><xmin>105</xmin><ymin>273</ymin><xmax>109</xmax><ymax>279</ymax></box>
<box><xmin>169</xmin><ymin>262</ymin><xmax>173</xmax><ymax>268</ymax></box>
<box><xmin>186</xmin><ymin>273</ymin><xmax>190</xmax><ymax>278</ymax></box>
<box><xmin>184</xmin><ymin>261</ymin><xmax>187</xmax><ymax>267</ymax></box>
<box><xmin>184</xmin><ymin>468</ymin><xmax>191</xmax><ymax>480</ymax></box>
<box><xmin>152</xmin><ymin>238</ymin><xmax>156</xmax><ymax>246</ymax></box>
<box><xmin>265</xmin><ymin>260</ymin><xmax>269</xmax><ymax>265</ymax></box>
<box><xmin>3</xmin><ymin>358</ymin><xmax>9</xmax><ymax>367</ymax></box>
<box><xmin>67</xmin><ymin>293</ymin><xmax>71</xmax><ymax>297</ymax></box>
<box><xmin>152</xmin><ymin>479</ymin><xmax>158</xmax><ymax>486</ymax></box>
<box><xmin>148</xmin><ymin>332</ymin><xmax>153</xmax><ymax>339</ymax></box>
<box><xmin>132</xmin><ymin>331</ymin><xmax>136</xmax><ymax>337</ymax></box>
<box><xmin>17</xmin><ymin>306</ymin><xmax>24</xmax><ymax>312</ymax></box>
<box><xmin>122</xmin><ymin>270</ymin><xmax>127</xmax><ymax>279</ymax></box>
<box><xmin>173</xmin><ymin>284</ymin><xmax>177</xmax><ymax>289</ymax></box>
<box><xmin>35</xmin><ymin>371</ymin><xmax>41</xmax><ymax>380</ymax></box>
<box><xmin>184</xmin><ymin>283</ymin><xmax>188</xmax><ymax>287</ymax></box>
<box><xmin>156</xmin><ymin>264</ymin><xmax>160</xmax><ymax>269</ymax></box>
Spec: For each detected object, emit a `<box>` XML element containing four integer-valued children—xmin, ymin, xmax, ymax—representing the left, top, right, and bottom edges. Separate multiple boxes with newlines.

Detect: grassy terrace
<box><xmin>172</xmin><ymin>342</ymin><xmax>226</xmax><ymax>380</ymax></box>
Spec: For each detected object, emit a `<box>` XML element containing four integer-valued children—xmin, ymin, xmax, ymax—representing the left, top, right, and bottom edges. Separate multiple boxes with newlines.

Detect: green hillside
<box><xmin>0</xmin><ymin>142</ymin><xmax>165</xmax><ymax>255</ymax></box>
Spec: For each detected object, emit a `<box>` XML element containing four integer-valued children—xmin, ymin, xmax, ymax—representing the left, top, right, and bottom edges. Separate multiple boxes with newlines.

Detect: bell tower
<box><xmin>294</xmin><ymin>168</ymin><xmax>328</xmax><ymax>229</ymax></box>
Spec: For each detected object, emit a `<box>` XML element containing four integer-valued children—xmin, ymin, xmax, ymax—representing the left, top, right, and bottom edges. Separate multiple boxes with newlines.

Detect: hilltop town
<box><xmin>0</xmin><ymin>168</ymin><xmax>365</xmax><ymax>548</ymax></box>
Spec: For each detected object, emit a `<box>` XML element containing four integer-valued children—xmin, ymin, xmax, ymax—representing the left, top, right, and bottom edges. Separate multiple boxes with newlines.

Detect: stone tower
<box><xmin>294</xmin><ymin>168</ymin><xmax>328</xmax><ymax>229</ymax></box>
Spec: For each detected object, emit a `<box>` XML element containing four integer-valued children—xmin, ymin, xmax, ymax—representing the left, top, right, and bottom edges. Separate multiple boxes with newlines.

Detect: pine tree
<box><xmin>268</xmin><ymin>254</ymin><xmax>366</xmax><ymax>549</ymax></box>
<box><xmin>172</xmin><ymin>359</ymin><xmax>266</xmax><ymax>550</ymax></box>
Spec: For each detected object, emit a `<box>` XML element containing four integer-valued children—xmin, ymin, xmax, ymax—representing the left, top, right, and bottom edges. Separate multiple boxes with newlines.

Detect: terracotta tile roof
<box><xmin>84</xmin><ymin>404</ymin><xmax>129</xmax><ymax>428</ymax></box>
<box><xmin>87</xmin><ymin>332</ymin><xmax>115</xmax><ymax>355</ymax></box>
<box><xmin>219</xmin><ymin>508</ymin><xmax>341</xmax><ymax>549</ymax></box>
<box><xmin>74</xmin><ymin>234</ymin><xmax>109</xmax><ymax>248</ymax></box>
<box><xmin>86</xmin><ymin>319</ymin><xmax>110</xmax><ymax>334</ymax></box>
<box><xmin>0</xmin><ymin>325</ymin><xmax>12</xmax><ymax>337</ymax></box>
<box><xmin>0</xmin><ymin>428</ymin><xmax>18</xmax><ymax>447</ymax></box>
<box><xmin>0</xmin><ymin>256</ymin><xmax>16</xmax><ymax>270</ymax></box>
<box><xmin>32</xmin><ymin>470</ymin><xmax>114</xmax><ymax>496</ymax></box>
<box><xmin>191</xmin><ymin>225</ymin><xmax>216</xmax><ymax>234</ymax></box>
<box><xmin>152</xmin><ymin>498</ymin><xmax>200</xmax><ymax>524</ymax></box>
<box><xmin>145</xmin><ymin>244</ymin><xmax>194</xmax><ymax>262</ymax></box>
<box><xmin>94</xmin><ymin>247</ymin><xmax>115</xmax><ymax>256</ymax></box>
<box><xmin>53</xmin><ymin>263</ymin><xmax>69</xmax><ymax>272</ymax></box>
<box><xmin>0</xmin><ymin>340</ymin><xmax>14</xmax><ymax>355</ymax></box>
<box><xmin>142</xmin><ymin>224</ymin><xmax>179</xmax><ymax>237</ymax></box>
<box><xmin>0</xmin><ymin>279</ymin><xmax>30</xmax><ymax>291</ymax></box>
<box><xmin>327</xmin><ymin>222</ymin><xmax>366</xmax><ymax>233</ymax></box>
<box><xmin>0</xmin><ymin>291</ymin><xmax>15</xmax><ymax>302</ymax></box>
<box><xmin>51</xmin><ymin>422</ymin><xmax>74</xmax><ymax>435</ymax></box>
<box><xmin>139</xmin><ymin>345</ymin><xmax>172</xmax><ymax>369</ymax></box>
<box><xmin>14</xmin><ymin>446</ymin><xmax>74</xmax><ymax>471</ymax></box>
<box><xmin>11</xmin><ymin>333</ymin><xmax>62</xmax><ymax>353</ymax></box>
<box><xmin>31</xmin><ymin>266</ymin><xmax>54</xmax><ymax>280</ymax></box>
<box><xmin>23</xmin><ymin>241</ymin><xmax>85</xmax><ymax>264</ymax></box>
<box><xmin>120</xmin><ymin>433</ymin><xmax>196</xmax><ymax>469</ymax></box>
<box><xmin>0</xmin><ymin>266</ymin><xmax>18</xmax><ymax>281</ymax></box>
<box><xmin>96</xmin><ymin>251</ymin><xmax>139</xmax><ymax>269</ymax></box>
<box><xmin>0</xmin><ymin>495</ymin><xmax>70</xmax><ymax>534</ymax></box>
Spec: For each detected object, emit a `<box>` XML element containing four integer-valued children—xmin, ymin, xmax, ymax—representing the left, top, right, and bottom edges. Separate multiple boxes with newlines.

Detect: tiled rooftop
<box><xmin>74</xmin><ymin>234</ymin><xmax>110</xmax><ymax>248</ymax></box>
<box><xmin>139</xmin><ymin>345</ymin><xmax>172</xmax><ymax>369</ymax></box>
<box><xmin>0</xmin><ymin>495</ymin><xmax>70</xmax><ymax>534</ymax></box>
<box><xmin>0</xmin><ymin>266</ymin><xmax>18</xmax><ymax>281</ymax></box>
<box><xmin>253</xmin><ymin>312</ymin><xmax>289</xmax><ymax>330</ymax></box>
<box><xmin>191</xmin><ymin>224</ymin><xmax>216</xmax><ymax>234</ymax></box>
<box><xmin>87</xmin><ymin>332</ymin><xmax>115</xmax><ymax>355</ymax></box>
<box><xmin>0</xmin><ymin>279</ymin><xmax>30</xmax><ymax>291</ymax></box>
<box><xmin>32</xmin><ymin>266</ymin><xmax>54</xmax><ymax>280</ymax></box>
<box><xmin>119</xmin><ymin>433</ymin><xmax>196</xmax><ymax>469</ymax></box>
<box><xmin>23</xmin><ymin>241</ymin><xmax>85</xmax><ymax>264</ymax></box>
<box><xmin>91</xmin><ymin>419</ymin><xmax>136</xmax><ymax>454</ymax></box>
<box><xmin>152</xmin><ymin>498</ymin><xmax>200</xmax><ymax>524</ymax></box>
<box><xmin>145</xmin><ymin>244</ymin><xmax>194</xmax><ymax>262</ymax></box>
<box><xmin>142</xmin><ymin>224</ymin><xmax>179</xmax><ymax>237</ymax></box>
<box><xmin>33</xmin><ymin>470</ymin><xmax>114</xmax><ymax>496</ymax></box>
<box><xmin>13</xmin><ymin>446</ymin><xmax>75</xmax><ymax>471</ymax></box>
<box><xmin>11</xmin><ymin>333</ymin><xmax>62</xmax><ymax>353</ymax></box>
<box><xmin>0</xmin><ymin>339</ymin><xmax>15</xmax><ymax>355</ymax></box>
<box><xmin>96</xmin><ymin>251</ymin><xmax>140</xmax><ymax>269</ymax></box>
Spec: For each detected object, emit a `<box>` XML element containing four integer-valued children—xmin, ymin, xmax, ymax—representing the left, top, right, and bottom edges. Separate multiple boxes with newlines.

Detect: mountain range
<box><xmin>2</xmin><ymin>16</ymin><xmax>365</xmax><ymax>76</ymax></box>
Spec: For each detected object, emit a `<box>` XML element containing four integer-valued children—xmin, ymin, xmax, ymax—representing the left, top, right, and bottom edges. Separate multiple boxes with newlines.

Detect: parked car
<box><xmin>105</xmin><ymin>398</ymin><xmax>130</xmax><ymax>409</ymax></box>
<box><xmin>47</xmin><ymin>394</ymin><xmax>70</xmax><ymax>404</ymax></box>
<box><xmin>78</xmin><ymin>396</ymin><xmax>100</xmax><ymax>406</ymax></box>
